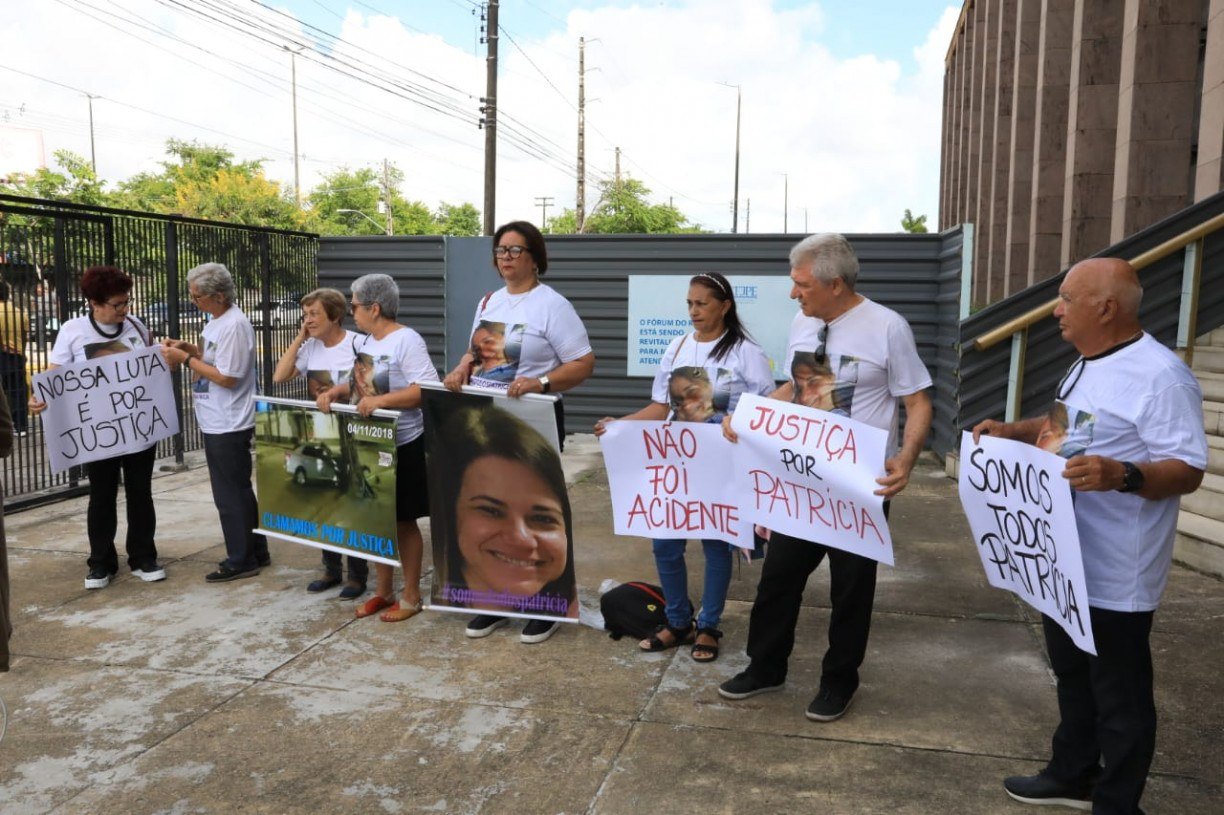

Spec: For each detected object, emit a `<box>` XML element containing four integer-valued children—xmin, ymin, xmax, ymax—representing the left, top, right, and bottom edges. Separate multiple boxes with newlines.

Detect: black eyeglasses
<box><xmin>815</xmin><ymin>323</ymin><xmax>829</xmax><ymax>364</ymax></box>
<box><xmin>104</xmin><ymin>298</ymin><xmax>131</xmax><ymax>310</ymax></box>
<box><xmin>493</xmin><ymin>245</ymin><xmax>527</xmax><ymax>259</ymax></box>
<box><xmin>1056</xmin><ymin>356</ymin><xmax>1085</xmax><ymax>400</ymax></box>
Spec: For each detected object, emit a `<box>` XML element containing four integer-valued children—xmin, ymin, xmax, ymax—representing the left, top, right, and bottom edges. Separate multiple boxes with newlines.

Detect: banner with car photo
<box><xmin>420</xmin><ymin>383</ymin><xmax>578</xmax><ymax>624</ymax></box>
<box><xmin>253</xmin><ymin>396</ymin><xmax>401</xmax><ymax>567</ymax></box>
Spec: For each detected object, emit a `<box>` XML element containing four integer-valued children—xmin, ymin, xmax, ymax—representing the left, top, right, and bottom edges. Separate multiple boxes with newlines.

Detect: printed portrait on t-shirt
<box><xmin>790</xmin><ymin>351</ymin><xmax>856</xmax><ymax>416</ymax></box>
<box><xmin>192</xmin><ymin>339</ymin><xmax>217</xmax><ymax>395</ymax></box>
<box><xmin>84</xmin><ymin>338</ymin><xmax>138</xmax><ymax>359</ymax></box>
<box><xmin>668</xmin><ymin>365</ymin><xmax>732</xmax><ymax>423</ymax></box>
<box><xmin>1037</xmin><ymin>400</ymin><xmax>1095</xmax><ymax>459</ymax></box>
<box><xmin>305</xmin><ymin>369</ymin><xmax>346</xmax><ymax>398</ymax></box>
<box><xmin>351</xmin><ymin>352</ymin><xmax>391</xmax><ymax>400</ymax></box>
<box><xmin>469</xmin><ymin>320</ymin><xmax>524</xmax><ymax>387</ymax></box>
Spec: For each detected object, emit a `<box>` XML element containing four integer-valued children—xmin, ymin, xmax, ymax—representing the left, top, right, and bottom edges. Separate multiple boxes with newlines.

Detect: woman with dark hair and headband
<box><xmin>596</xmin><ymin>272</ymin><xmax>775</xmax><ymax>662</ymax></box>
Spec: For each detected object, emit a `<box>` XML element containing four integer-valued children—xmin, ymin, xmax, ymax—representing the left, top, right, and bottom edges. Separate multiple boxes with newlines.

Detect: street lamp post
<box><xmin>781</xmin><ymin>172</ymin><xmax>788</xmax><ymax>233</ymax></box>
<box><xmin>338</xmin><ymin>209</ymin><xmax>391</xmax><ymax>235</ymax></box>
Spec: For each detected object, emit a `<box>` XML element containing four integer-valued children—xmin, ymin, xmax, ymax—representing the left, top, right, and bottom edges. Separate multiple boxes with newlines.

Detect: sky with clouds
<box><xmin>0</xmin><ymin>0</ymin><xmax>960</xmax><ymax>234</ymax></box>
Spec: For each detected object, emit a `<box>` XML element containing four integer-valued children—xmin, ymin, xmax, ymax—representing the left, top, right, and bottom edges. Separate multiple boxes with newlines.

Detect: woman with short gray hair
<box><xmin>317</xmin><ymin>273</ymin><xmax>438</xmax><ymax>623</ymax></box>
<box><xmin>163</xmin><ymin>262</ymin><xmax>269</xmax><ymax>583</ymax></box>
<box><xmin>186</xmin><ymin>262</ymin><xmax>238</xmax><ymax>307</ymax></box>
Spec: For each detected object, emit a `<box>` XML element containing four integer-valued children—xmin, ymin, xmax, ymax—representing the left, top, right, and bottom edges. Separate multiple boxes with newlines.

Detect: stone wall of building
<box><xmin>941</xmin><ymin>0</ymin><xmax>1224</xmax><ymax>308</ymax></box>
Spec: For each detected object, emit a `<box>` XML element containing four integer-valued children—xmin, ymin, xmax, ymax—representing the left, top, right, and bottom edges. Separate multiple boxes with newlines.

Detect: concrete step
<box><xmin>1182</xmin><ymin>472</ymin><xmax>1224</xmax><ymax>521</ymax></box>
<box><xmin>1201</xmin><ymin>327</ymin><xmax>1224</xmax><ymax>348</ymax></box>
<box><xmin>1175</xmin><ymin>509</ymin><xmax>1224</xmax><ymax>577</ymax></box>
<box><xmin>1209</xmin><ymin>434</ymin><xmax>1224</xmax><ymax>476</ymax></box>
<box><xmin>1197</xmin><ymin>371</ymin><xmax>1224</xmax><ymax>403</ymax></box>
<box><xmin>1205</xmin><ymin>401</ymin><xmax>1224</xmax><ymax>436</ymax></box>
<box><xmin>1193</xmin><ymin>345</ymin><xmax>1224</xmax><ymax>374</ymax></box>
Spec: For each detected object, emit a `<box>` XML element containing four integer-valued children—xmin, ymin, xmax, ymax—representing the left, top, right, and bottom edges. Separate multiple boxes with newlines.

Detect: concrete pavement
<box><xmin>0</xmin><ymin>438</ymin><xmax>1219</xmax><ymax>814</ymax></box>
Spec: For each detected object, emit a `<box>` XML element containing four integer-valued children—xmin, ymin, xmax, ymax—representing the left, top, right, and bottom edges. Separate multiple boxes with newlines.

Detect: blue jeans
<box><xmin>651</xmin><ymin>538</ymin><xmax>733</xmax><ymax>630</ymax></box>
<box><xmin>202</xmin><ymin>429</ymin><xmax>268</xmax><ymax>571</ymax></box>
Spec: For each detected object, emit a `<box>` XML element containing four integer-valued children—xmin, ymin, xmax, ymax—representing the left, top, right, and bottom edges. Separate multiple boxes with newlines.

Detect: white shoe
<box><xmin>132</xmin><ymin>563</ymin><xmax>167</xmax><ymax>582</ymax></box>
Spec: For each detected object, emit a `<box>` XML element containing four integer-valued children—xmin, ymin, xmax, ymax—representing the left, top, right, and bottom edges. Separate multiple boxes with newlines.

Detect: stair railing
<box><xmin>969</xmin><ymin>212</ymin><xmax>1224</xmax><ymax>421</ymax></box>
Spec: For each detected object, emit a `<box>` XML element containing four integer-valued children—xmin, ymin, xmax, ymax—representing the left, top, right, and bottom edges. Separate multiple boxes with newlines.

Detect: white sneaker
<box><xmin>132</xmin><ymin>562</ymin><xmax>166</xmax><ymax>582</ymax></box>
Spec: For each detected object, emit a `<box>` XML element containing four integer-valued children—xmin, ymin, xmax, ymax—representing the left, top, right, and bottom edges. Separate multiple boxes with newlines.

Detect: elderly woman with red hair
<box><xmin>29</xmin><ymin>265</ymin><xmax>164</xmax><ymax>590</ymax></box>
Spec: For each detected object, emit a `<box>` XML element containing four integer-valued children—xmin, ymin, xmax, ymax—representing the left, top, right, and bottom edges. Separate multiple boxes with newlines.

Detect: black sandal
<box><xmin>691</xmin><ymin>627</ymin><xmax>723</xmax><ymax>662</ymax></box>
<box><xmin>639</xmin><ymin>621</ymin><xmax>695</xmax><ymax>652</ymax></box>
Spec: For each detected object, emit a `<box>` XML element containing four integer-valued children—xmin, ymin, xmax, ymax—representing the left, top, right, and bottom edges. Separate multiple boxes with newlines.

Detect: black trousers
<box><xmin>743</xmin><ymin>504</ymin><xmax>889</xmax><ymax>694</ymax></box>
<box><xmin>1043</xmin><ymin>608</ymin><xmax>1156</xmax><ymax>815</ymax></box>
<box><xmin>202</xmin><ymin>429</ymin><xmax>268</xmax><ymax>570</ymax></box>
<box><xmin>85</xmin><ymin>445</ymin><xmax>157</xmax><ymax>573</ymax></box>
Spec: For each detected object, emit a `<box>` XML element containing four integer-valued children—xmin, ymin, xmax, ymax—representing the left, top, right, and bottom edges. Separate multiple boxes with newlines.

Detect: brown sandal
<box><xmin>691</xmin><ymin>627</ymin><xmax>723</xmax><ymax>662</ymax></box>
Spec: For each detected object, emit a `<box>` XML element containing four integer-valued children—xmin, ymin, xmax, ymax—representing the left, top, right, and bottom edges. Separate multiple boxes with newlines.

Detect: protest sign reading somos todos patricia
<box><xmin>957</xmin><ymin>432</ymin><xmax>1096</xmax><ymax>654</ymax></box>
<box><xmin>32</xmin><ymin>345</ymin><xmax>179</xmax><ymax>472</ymax></box>
<box><xmin>420</xmin><ymin>384</ymin><xmax>577</xmax><ymax>624</ymax></box>
<box><xmin>254</xmin><ymin>397</ymin><xmax>401</xmax><ymax>567</ymax></box>
<box><xmin>600</xmin><ymin>420</ymin><xmax>752</xmax><ymax>549</ymax></box>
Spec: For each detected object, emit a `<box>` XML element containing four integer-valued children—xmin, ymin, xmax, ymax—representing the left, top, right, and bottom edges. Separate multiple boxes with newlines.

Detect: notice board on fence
<box><xmin>958</xmin><ymin>432</ymin><xmax>1096</xmax><ymax>654</ymax></box>
<box><xmin>32</xmin><ymin>345</ymin><xmax>178</xmax><ymax>472</ymax></box>
<box><xmin>253</xmin><ymin>397</ymin><xmax>401</xmax><ymax>567</ymax></box>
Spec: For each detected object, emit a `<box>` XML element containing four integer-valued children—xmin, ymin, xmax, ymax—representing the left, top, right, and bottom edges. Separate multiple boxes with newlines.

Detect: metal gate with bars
<box><xmin>0</xmin><ymin>194</ymin><xmax>319</xmax><ymax>509</ymax></box>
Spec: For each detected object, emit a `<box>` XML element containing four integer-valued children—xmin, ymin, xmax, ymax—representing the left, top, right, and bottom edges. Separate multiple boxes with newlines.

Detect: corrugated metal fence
<box><xmin>320</xmin><ymin>230</ymin><xmax>969</xmax><ymax>450</ymax></box>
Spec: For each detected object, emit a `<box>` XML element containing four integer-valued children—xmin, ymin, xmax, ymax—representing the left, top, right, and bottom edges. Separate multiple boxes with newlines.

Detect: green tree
<box><xmin>435</xmin><ymin>202</ymin><xmax>481</xmax><ymax>236</ymax></box>
<box><xmin>545</xmin><ymin>176</ymin><xmax>703</xmax><ymax>234</ymax></box>
<box><xmin>0</xmin><ymin>149</ymin><xmax>109</xmax><ymax>205</ymax></box>
<box><xmin>901</xmin><ymin>209</ymin><xmax>929</xmax><ymax>234</ymax></box>
<box><xmin>115</xmin><ymin>140</ymin><xmax>301</xmax><ymax>231</ymax></box>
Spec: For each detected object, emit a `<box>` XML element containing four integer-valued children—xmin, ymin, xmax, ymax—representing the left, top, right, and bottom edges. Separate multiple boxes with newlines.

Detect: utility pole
<box><xmin>480</xmin><ymin>1</ymin><xmax>500</xmax><ymax>235</ymax></box>
<box><xmin>382</xmin><ymin>159</ymin><xmax>394</xmax><ymax>235</ymax></box>
<box><xmin>576</xmin><ymin>36</ymin><xmax>586</xmax><ymax>233</ymax></box>
<box><xmin>615</xmin><ymin>146</ymin><xmax>621</xmax><ymax>185</ymax></box>
<box><xmin>535</xmin><ymin>196</ymin><xmax>553</xmax><ymax>230</ymax></box>
<box><xmin>781</xmin><ymin>172</ymin><xmax>788</xmax><ymax>233</ymax></box>
<box><xmin>84</xmin><ymin>93</ymin><xmax>99</xmax><ymax>174</ymax></box>
<box><xmin>717</xmin><ymin>82</ymin><xmax>741</xmax><ymax>233</ymax></box>
<box><xmin>746</xmin><ymin>198</ymin><xmax>751</xmax><ymax>233</ymax></box>
<box><xmin>284</xmin><ymin>45</ymin><xmax>304</xmax><ymax>207</ymax></box>
<box><xmin>804</xmin><ymin>207</ymin><xmax>808</xmax><ymax>233</ymax></box>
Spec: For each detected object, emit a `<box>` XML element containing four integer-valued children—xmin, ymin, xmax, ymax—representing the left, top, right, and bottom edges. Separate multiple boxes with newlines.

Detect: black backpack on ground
<box><xmin>601</xmin><ymin>582</ymin><xmax>673</xmax><ymax>640</ymax></box>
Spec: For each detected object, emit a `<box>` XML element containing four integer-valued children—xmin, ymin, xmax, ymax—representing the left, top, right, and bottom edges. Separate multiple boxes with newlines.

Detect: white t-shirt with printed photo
<box><xmin>352</xmin><ymin>326</ymin><xmax>439</xmax><ymax>446</ymax></box>
<box><xmin>50</xmin><ymin>314</ymin><xmax>153</xmax><ymax>365</ymax></box>
<box><xmin>294</xmin><ymin>330</ymin><xmax>359</xmax><ymax>397</ymax></box>
<box><xmin>192</xmin><ymin>306</ymin><xmax>258</xmax><ymax>434</ymax></box>
<box><xmin>1041</xmin><ymin>333</ymin><xmax>1207</xmax><ymax>612</ymax></box>
<box><xmin>650</xmin><ymin>331</ymin><xmax>777</xmax><ymax>423</ymax></box>
<box><xmin>50</xmin><ymin>314</ymin><xmax>157</xmax><ymax>452</ymax></box>
<box><xmin>466</xmin><ymin>283</ymin><xmax>592</xmax><ymax>389</ymax></box>
<box><xmin>784</xmin><ymin>298</ymin><xmax>931</xmax><ymax>452</ymax></box>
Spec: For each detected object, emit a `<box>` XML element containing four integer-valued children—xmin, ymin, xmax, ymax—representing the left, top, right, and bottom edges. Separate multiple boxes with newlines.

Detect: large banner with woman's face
<box><xmin>420</xmin><ymin>384</ymin><xmax>578</xmax><ymax>623</ymax></box>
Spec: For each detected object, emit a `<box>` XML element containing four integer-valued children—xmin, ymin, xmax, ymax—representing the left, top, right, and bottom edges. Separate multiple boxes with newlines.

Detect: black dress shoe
<box><xmin>1003</xmin><ymin>772</ymin><xmax>1092</xmax><ymax>810</ymax></box>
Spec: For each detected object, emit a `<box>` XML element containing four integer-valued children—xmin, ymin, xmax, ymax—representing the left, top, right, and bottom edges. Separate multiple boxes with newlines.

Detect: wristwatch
<box><xmin>537</xmin><ymin>375</ymin><xmax>551</xmax><ymax>393</ymax></box>
<box><xmin>1118</xmin><ymin>461</ymin><xmax>1145</xmax><ymax>493</ymax></box>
